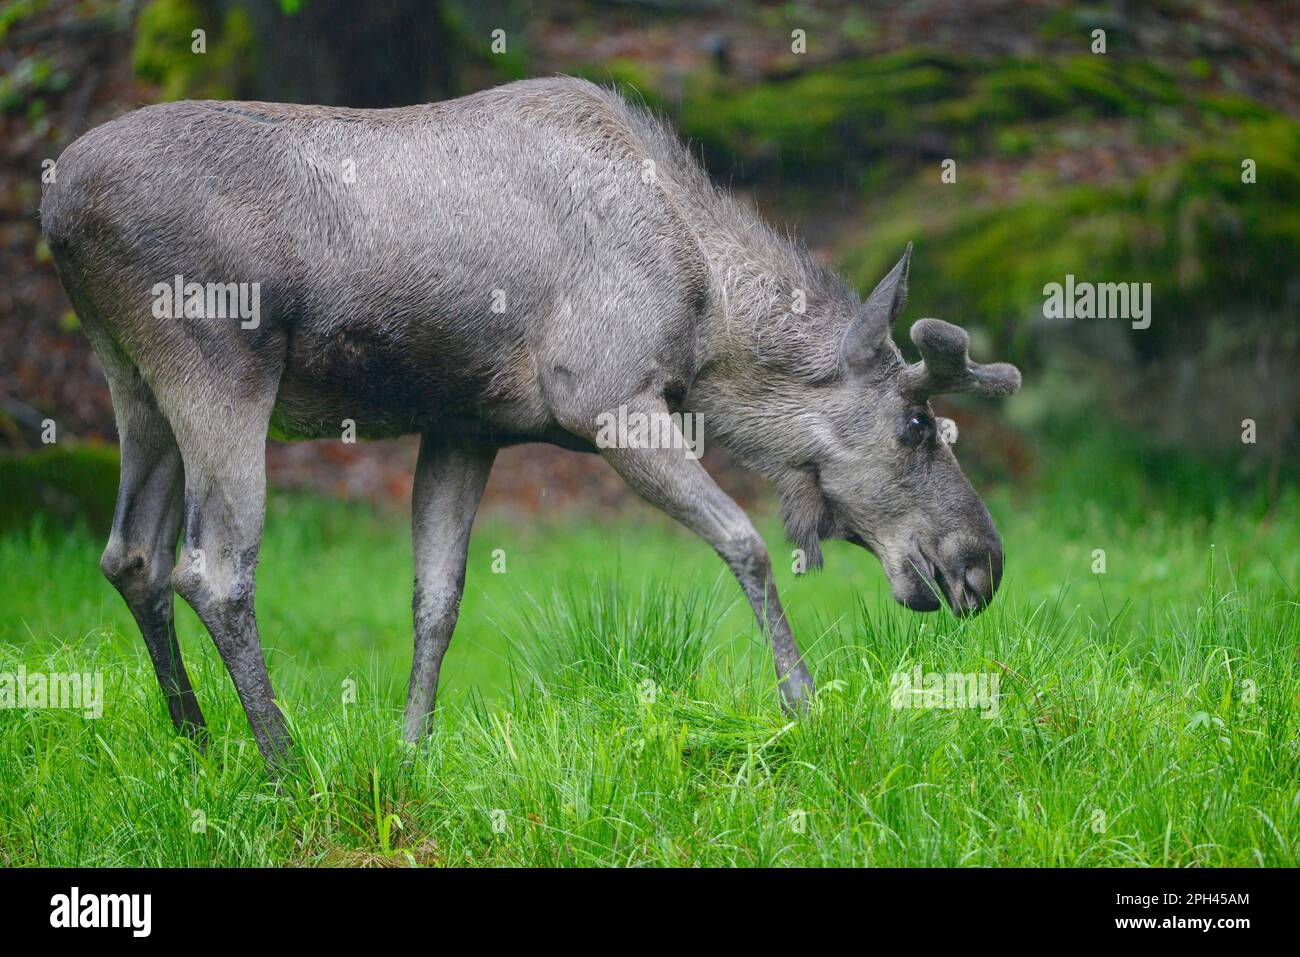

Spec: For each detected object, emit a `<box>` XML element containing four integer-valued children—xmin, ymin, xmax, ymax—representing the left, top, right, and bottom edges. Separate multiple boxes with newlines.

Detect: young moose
<box><xmin>42</xmin><ymin>78</ymin><xmax>1020</xmax><ymax>768</ymax></box>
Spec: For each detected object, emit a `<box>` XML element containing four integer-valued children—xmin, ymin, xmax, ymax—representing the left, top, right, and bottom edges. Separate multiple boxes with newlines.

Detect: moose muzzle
<box><xmin>932</xmin><ymin>529</ymin><xmax>1004</xmax><ymax>616</ymax></box>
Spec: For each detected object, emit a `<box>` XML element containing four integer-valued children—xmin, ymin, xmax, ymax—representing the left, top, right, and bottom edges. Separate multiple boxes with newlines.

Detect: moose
<box><xmin>41</xmin><ymin>77</ymin><xmax>1020</xmax><ymax>770</ymax></box>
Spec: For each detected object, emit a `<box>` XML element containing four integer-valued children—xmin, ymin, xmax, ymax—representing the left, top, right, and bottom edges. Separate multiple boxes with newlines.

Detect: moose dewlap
<box><xmin>41</xmin><ymin>77</ymin><xmax>1020</xmax><ymax>770</ymax></box>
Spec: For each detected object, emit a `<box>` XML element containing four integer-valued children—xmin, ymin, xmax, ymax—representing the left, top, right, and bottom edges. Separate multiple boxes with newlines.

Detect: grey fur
<box><xmin>40</xmin><ymin>78</ymin><xmax>1019</xmax><ymax>769</ymax></box>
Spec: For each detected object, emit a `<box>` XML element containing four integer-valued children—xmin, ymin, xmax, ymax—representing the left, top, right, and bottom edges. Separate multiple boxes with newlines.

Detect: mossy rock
<box><xmin>674</xmin><ymin>50</ymin><xmax>1191</xmax><ymax>177</ymax></box>
<box><xmin>679</xmin><ymin>54</ymin><xmax>966</xmax><ymax>171</ymax></box>
<box><xmin>842</xmin><ymin>112</ymin><xmax>1300</xmax><ymax>365</ymax></box>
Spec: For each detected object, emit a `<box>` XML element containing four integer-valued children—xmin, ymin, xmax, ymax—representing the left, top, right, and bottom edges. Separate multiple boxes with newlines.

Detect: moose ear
<box><xmin>843</xmin><ymin>242</ymin><xmax>912</xmax><ymax>370</ymax></box>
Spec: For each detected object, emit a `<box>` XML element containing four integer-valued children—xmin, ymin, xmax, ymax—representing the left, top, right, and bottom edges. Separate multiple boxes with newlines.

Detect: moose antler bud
<box><xmin>900</xmin><ymin>318</ymin><xmax>1021</xmax><ymax>400</ymax></box>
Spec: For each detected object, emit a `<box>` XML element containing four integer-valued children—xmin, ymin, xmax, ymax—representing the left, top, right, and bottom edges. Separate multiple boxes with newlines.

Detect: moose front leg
<box><xmin>597</xmin><ymin>398</ymin><xmax>814</xmax><ymax>711</ymax></box>
<box><xmin>402</xmin><ymin>435</ymin><xmax>496</xmax><ymax>742</ymax></box>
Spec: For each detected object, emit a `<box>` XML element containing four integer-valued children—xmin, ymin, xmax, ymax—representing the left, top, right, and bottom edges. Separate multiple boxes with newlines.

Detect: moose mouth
<box><xmin>847</xmin><ymin>535</ymin><xmax>990</xmax><ymax>617</ymax></box>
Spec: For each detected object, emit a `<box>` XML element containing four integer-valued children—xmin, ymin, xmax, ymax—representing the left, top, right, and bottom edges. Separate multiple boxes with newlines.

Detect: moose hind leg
<box><xmin>99</xmin><ymin>360</ymin><xmax>206</xmax><ymax>741</ymax></box>
<box><xmin>161</xmin><ymin>378</ymin><xmax>291</xmax><ymax>770</ymax></box>
<box><xmin>403</xmin><ymin>435</ymin><xmax>496</xmax><ymax>742</ymax></box>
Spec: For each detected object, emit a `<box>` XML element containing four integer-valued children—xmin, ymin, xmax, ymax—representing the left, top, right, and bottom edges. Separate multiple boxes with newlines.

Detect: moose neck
<box><xmin>685</xmin><ymin>198</ymin><xmax>854</xmax><ymax>479</ymax></box>
<box><xmin>693</xmin><ymin>194</ymin><xmax>854</xmax><ymax>373</ymax></box>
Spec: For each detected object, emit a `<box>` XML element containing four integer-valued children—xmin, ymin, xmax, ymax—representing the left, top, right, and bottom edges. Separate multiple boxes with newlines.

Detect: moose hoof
<box><xmin>779</xmin><ymin>668</ymin><xmax>815</xmax><ymax>715</ymax></box>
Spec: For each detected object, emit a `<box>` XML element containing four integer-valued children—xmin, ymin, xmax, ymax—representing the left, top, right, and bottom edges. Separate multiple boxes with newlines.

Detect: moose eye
<box><xmin>902</xmin><ymin>413</ymin><xmax>933</xmax><ymax>446</ymax></box>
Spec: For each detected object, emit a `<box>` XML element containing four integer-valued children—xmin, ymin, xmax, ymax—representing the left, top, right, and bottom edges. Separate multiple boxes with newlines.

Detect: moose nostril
<box><xmin>937</xmin><ymin>533</ymin><xmax>1003</xmax><ymax>613</ymax></box>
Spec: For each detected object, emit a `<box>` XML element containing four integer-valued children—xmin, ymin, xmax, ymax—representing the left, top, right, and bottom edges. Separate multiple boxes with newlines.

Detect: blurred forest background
<box><xmin>1</xmin><ymin>0</ymin><xmax>1297</xmax><ymax>530</ymax></box>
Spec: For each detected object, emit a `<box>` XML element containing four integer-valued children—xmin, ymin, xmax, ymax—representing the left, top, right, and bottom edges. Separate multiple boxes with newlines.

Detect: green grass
<box><xmin>1</xmin><ymin>474</ymin><xmax>1297</xmax><ymax>866</ymax></box>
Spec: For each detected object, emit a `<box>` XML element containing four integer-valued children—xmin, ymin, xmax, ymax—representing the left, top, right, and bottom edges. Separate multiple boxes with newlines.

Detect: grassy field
<box><xmin>1</xmin><ymin>453</ymin><xmax>1297</xmax><ymax>866</ymax></box>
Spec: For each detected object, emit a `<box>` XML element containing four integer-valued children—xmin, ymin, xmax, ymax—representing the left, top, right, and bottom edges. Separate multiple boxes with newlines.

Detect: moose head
<box><xmin>762</xmin><ymin>243</ymin><xmax>1021</xmax><ymax>616</ymax></box>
